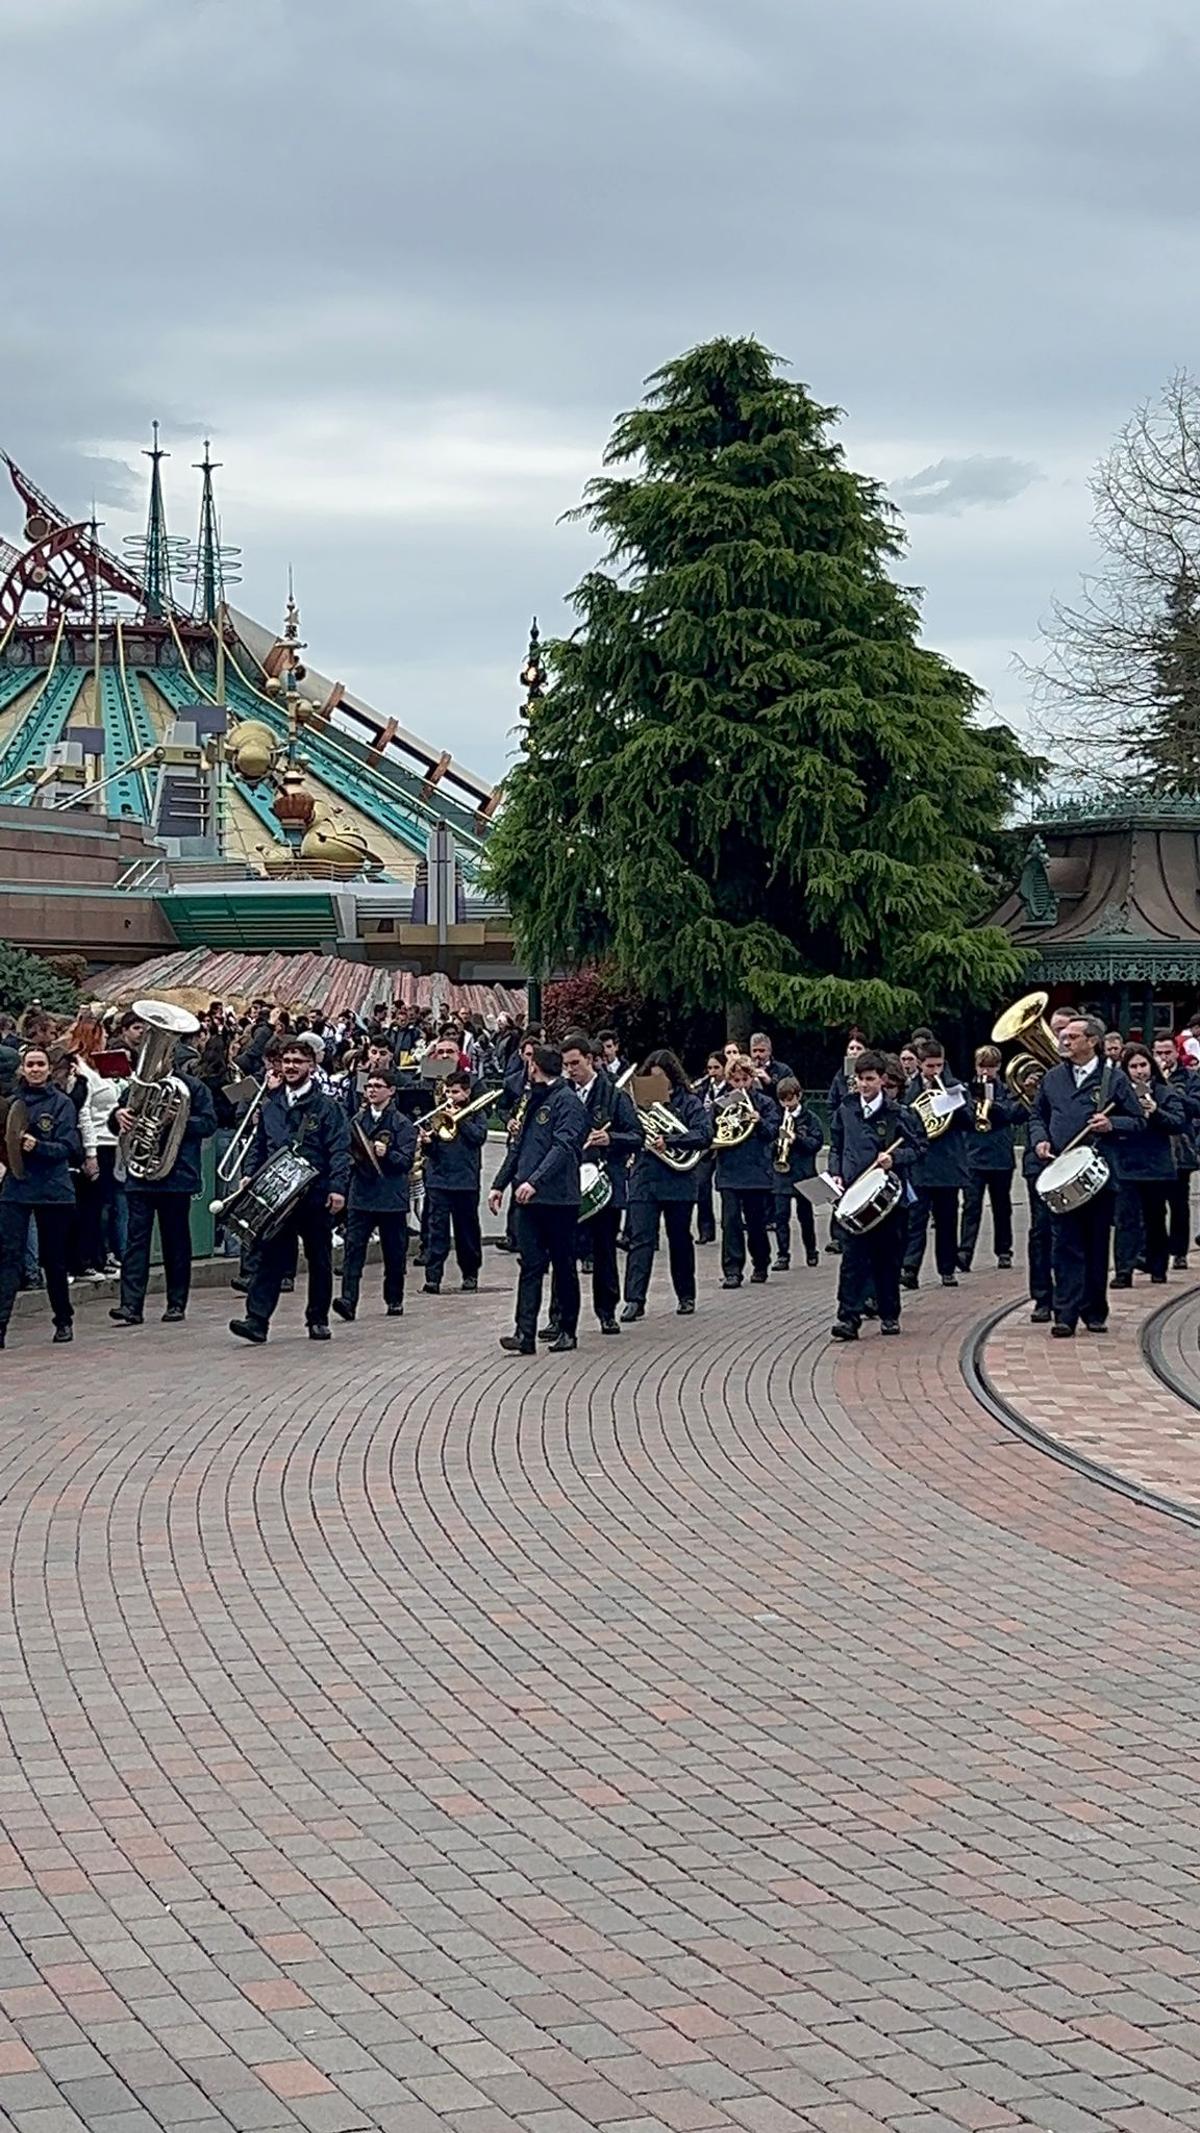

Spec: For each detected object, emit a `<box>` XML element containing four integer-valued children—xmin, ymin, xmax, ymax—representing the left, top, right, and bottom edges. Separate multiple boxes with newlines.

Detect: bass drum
<box><xmin>1036</xmin><ymin>1145</ymin><xmax>1110</xmax><ymax>1215</ymax></box>
<box><xmin>214</xmin><ymin>1147</ymin><xmax>319</xmax><ymax>1248</ymax></box>
<box><xmin>578</xmin><ymin>1160</ymin><xmax>613</xmax><ymax>1223</ymax></box>
<box><xmin>838</xmin><ymin>1166</ymin><xmax>902</xmax><ymax>1235</ymax></box>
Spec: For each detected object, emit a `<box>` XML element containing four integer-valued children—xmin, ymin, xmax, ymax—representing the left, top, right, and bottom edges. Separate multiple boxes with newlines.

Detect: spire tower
<box><xmin>141</xmin><ymin>421</ymin><xmax>172</xmax><ymax>619</ymax></box>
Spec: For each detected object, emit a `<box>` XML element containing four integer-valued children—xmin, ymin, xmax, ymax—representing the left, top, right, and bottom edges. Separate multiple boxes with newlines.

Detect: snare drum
<box><xmin>1036</xmin><ymin>1145</ymin><xmax>1110</xmax><ymax>1215</ymax></box>
<box><xmin>578</xmin><ymin>1160</ymin><xmax>613</xmax><ymax>1223</ymax></box>
<box><xmin>838</xmin><ymin>1165</ymin><xmax>902</xmax><ymax>1235</ymax></box>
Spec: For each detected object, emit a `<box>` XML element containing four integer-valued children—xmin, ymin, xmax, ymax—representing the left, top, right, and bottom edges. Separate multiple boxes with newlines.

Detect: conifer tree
<box><xmin>1145</xmin><ymin>566</ymin><xmax>1200</xmax><ymax>794</ymax></box>
<box><xmin>485</xmin><ymin>338</ymin><xmax>1035</xmax><ymax>1030</ymax></box>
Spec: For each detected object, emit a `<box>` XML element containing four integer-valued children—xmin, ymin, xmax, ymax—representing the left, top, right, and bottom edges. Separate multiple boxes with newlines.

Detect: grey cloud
<box><xmin>890</xmin><ymin>457</ymin><xmax>1042</xmax><ymax>517</ymax></box>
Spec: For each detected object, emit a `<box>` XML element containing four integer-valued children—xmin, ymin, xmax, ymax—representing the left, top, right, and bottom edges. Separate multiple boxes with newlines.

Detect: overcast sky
<box><xmin>4</xmin><ymin>0</ymin><xmax>1198</xmax><ymax>783</ymax></box>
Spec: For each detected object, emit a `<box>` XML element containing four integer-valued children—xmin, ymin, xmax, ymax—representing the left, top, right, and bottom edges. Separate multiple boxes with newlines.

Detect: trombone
<box><xmin>217</xmin><ymin>1075</ymin><xmax>269</xmax><ymax>1183</ymax></box>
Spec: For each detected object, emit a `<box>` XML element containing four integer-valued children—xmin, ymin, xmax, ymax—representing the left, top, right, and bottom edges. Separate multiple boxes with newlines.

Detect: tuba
<box><xmin>992</xmin><ymin>991</ymin><xmax>1059</xmax><ymax>1108</ymax></box>
<box><xmin>118</xmin><ymin>999</ymin><xmax>199</xmax><ymax>1183</ymax></box>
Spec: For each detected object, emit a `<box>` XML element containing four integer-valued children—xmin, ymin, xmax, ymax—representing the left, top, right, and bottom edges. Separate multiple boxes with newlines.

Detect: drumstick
<box><xmin>1058</xmin><ymin>1102</ymin><xmax>1115</xmax><ymax>1157</ymax></box>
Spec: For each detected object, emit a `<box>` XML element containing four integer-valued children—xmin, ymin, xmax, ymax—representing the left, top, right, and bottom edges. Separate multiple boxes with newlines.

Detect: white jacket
<box><xmin>76</xmin><ymin>1061</ymin><xmax>121</xmax><ymax>1152</ymax></box>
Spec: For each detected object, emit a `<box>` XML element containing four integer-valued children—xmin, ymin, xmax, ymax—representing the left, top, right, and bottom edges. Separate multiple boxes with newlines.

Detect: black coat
<box><xmin>628</xmin><ymin>1086</ymin><xmax>713</xmax><ymax>1204</ymax></box>
<box><xmin>1032</xmin><ymin>1059</ymin><xmax>1142</xmax><ymax>1169</ymax></box>
<box><xmin>1163</xmin><ymin>1063</ymin><xmax>1200</xmax><ymax>1170</ymax></box>
<box><xmin>422</xmin><ymin>1106</ymin><xmax>490</xmax><ymax>1194</ymax></box>
<box><xmin>714</xmin><ymin>1088</ymin><xmax>780</xmax><ymax>1191</ymax></box>
<box><xmin>493</xmin><ymin>1077</ymin><xmax>588</xmax><ymax>1206</ymax></box>
<box><xmin>498</xmin><ymin>1055</ymin><xmax>529</xmax><ymax>1122</ymax></box>
<box><xmin>248</xmin><ymin>1082</ymin><xmax>352</xmax><ymax>1203</ymax></box>
<box><xmin>346</xmin><ymin>1099</ymin><xmax>418</xmax><ymax>1213</ymax></box>
<box><xmin>966</xmin><ymin>1080</ymin><xmax>1020</xmax><ymax>1175</ymax></box>
<box><xmin>773</xmin><ymin>1101</ymin><xmax>824</xmax><ymax>1185</ymax></box>
<box><xmin>904</xmin><ymin>1071</ymin><xmax>973</xmax><ymax>1189</ymax></box>
<box><xmin>830</xmin><ymin>1093</ymin><xmax>923</xmax><ymax>1188</ymax></box>
<box><xmin>1111</xmin><ymin>1080</ymin><xmax>1187</xmax><ymax>1183</ymax></box>
<box><xmin>127</xmin><ymin>1071</ymin><xmax>217</xmax><ymax>1196</ymax></box>
<box><xmin>573</xmin><ymin>1071</ymin><xmax>643</xmax><ymax>1212</ymax></box>
<box><xmin>0</xmin><ymin>1080</ymin><xmax>81</xmax><ymax>1206</ymax></box>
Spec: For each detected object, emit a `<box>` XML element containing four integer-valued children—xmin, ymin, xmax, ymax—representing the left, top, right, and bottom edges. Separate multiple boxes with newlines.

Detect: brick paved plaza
<box><xmin>2</xmin><ymin>1258</ymin><xmax>1200</xmax><ymax>2133</ymax></box>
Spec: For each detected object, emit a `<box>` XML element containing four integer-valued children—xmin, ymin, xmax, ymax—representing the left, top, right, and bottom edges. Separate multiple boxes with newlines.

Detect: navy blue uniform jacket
<box><xmin>423</xmin><ymin>1106</ymin><xmax>490</xmax><ymax>1194</ymax></box>
<box><xmin>1032</xmin><ymin>1059</ymin><xmax>1142</xmax><ymax>1166</ymax></box>
<box><xmin>347</xmin><ymin>1100</ymin><xmax>418</xmax><ymax>1213</ymax></box>
<box><xmin>575</xmin><ymin>1072</ymin><xmax>643</xmax><ymax>1212</ymax></box>
<box><xmin>1</xmin><ymin>1082</ymin><xmax>81</xmax><ymax>1206</ymax></box>
<box><xmin>493</xmin><ymin>1077</ymin><xmax>588</xmax><ymax>1206</ymax></box>
<box><xmin>1110</xmin><ymin>1080</ymin><xmax>1186</xmax><ymax>1183</ymax></box>
<box><xmin>774</xmin><ymin>1102</ymin><xmax>824</xmax><ymax>1186</ymax></box>
<box><xmin>967</xmin><ymin>1081</ymin><xmax>1020</xmax><ymax>1175</ymax></box>
<box><xmin>126</xmin><ymin>1071</ymin><xmax>217</xmax><ymax>1196</ymax></box>
<box><xmin>904</xmin><ymin>1071</ymin><xmax>973</xmax><ymax>1188</ymax></box>
<box><xmin>714</xmin><ymin>1088</ymin><xmax>780</xmax><ymax>1191</ymax></box>
<box><xmin>248</xmin><ymin>1082</ymin><xmax>352</xmax><ymax>1202</ymax></box>
<box><xmin>1163</xmin><ymin>1064</ymin><xmax>1200</xmax><ymax>1169</ymax></box>
<box><xmin>830</xmin><ymin>1094</ymin><xmax>923</xmax><ymax>1189</ymax></box>
<box><xmin>628</xmin><ymin>1086</ymin><xmax>713</xmax><ymax>1204</ymax></box>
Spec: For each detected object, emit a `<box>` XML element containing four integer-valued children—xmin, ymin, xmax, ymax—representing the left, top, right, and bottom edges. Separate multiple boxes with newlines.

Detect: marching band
<box><xmin>2</xmin><ymin>990</ymin><xmax>1199</xmax><ymax>1355</ymax></box>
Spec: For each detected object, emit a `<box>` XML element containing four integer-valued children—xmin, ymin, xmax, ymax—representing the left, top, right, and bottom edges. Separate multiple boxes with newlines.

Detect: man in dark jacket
<box><xmin>109</xmin><ymin>1062</ymin><xmax>217</xmax><ymax>1326</ymax></box>
<box><xmin>771</xmin><ymin>1076</ymin><xmax>824</xmax><ymax>1269</ymax></box>
<box><xmin>0</xmin><ymin>1045</ymin><xmax>82</xmax><ymax>1346</ymax></box>
<box><xmin>902</xmin><ymin>1040</ymin><xmax>972</xmax><ymax>1288</ymax></box>
<box><xmin>333</xmin><ymin>1067</ymin><xmax>417</xmax><ymax>1320</ymax></box>
<box><xmin>714</xmin><ymin>1056</ymin><xmax>780</xmax><ymax>1287</ymax></box>
<box><xmin>621</xmin><ymin>1052</ymin><xmax>713</xmax><ymax>1320</ymax></box>
<box><xmin>549</xmin><ymin>1033</ymin><xmax>643</xmax><ymax>1335</ymax></box>
<box><xmin>829</xmin><ymin>1051</ymin><xmax>924</xmax><ymax>1340</ymax></box>
<box><xmin>230</xmin><ymin>1040</ymin><xmax>351</xmax><ymax>1344</ymax></box>
<box><xmin>1032</xmin><ymin>1014</ymin><xmax>1142</xmax><ymax>1337</ymax></box>
<box><xmin>958</xmin><ymin>1044</ymin><xmax>1019</xmax><ymax>1272</ymax></box>
<box><xmin>489</xmin><ymin>1045</ymin><xmax>588</xmax><ymax>1354</ymax></box>
<box><xmin>421</xmin><ymin>1070</ymin><xmax>490</xmax><ymax>1294</ymax></box>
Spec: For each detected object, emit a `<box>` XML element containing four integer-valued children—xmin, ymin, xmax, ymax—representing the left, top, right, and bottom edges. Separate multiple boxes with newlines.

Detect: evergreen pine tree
<box><xmin>485</xmin><ymin>338</ymin><xmax>1035</xmax><ymax>1031</ymax></box>
<box><xmin>1145</xmin><ymin>567</ymin><xmax>1200</xmax><ymax>795</ymax></box>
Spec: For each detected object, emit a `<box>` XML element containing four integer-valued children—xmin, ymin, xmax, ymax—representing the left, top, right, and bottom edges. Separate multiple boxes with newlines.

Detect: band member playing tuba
<box><xmin>714</xmin><ymin>1055</ymin><xmax>779</xmax><ymax>1288</ymax></box>
<box><xmin>828</xmin><ymin>1050</ymin><xmax>924</xmax><ymax>1342</ymax></box>
<box><xmin>620</xmin><ymin>1050</ymin><xmax>713</xmax><ymax>1321</ymax></box>
<box><xmin>109</xmin><ymin>1045</ymin><xmax>216</xmax><ymax>1328</ymax></box>
<box><xmin>229</xmin><ymin>1039</ymin><xmax>351</xmax><ymax>1345</ymax></box>
<box><xmin>0</xmin><ymin>1044</ymin><xmax>83</xmax><ymax>1348</ymax></box>
<box><xmin>1032</xmin><ymin>1015</ymin><xmax>1141</xmax><ymax>1338</ymax></box>
<box><xmin>771</xmin><ymin>1076</ymin><xmax>823</xmax><ymax>1270</ymax></box>
<box><xmin>421</xmin><ymin>1071</ymin><xmax>490</xmax><ymax>1295</ymax></box>
<box><xmin>333</xmin><ymin>1065</ymin><xmax>417</xmax><ymax>1322</ymax></box>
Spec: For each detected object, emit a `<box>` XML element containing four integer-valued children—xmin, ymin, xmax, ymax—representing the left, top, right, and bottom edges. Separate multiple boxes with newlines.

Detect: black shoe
<box><xmin>387</xmin><ymin>1303</ymin><xmax>404</xmax><ymax>1317</ymax></box>
<box><xmin>1174</xmin><ymin>1256</ymin><xmax>1189</xmax><ymax>1271</ymax></box>
<box><xmin>806</xmin><ymin>1253</ymin><xmax>820</xmax><ymax>1268</ymax></box>
<box><xmin>830</xmin><ymin>1320</ymin><xmax>859</xmax><ymax>1341</ymax></box>
<box><xmin>941</xmin><ymin>1274</ymin><xmax>959</xmax><ymax>1288</ymax></box>
<box><xmin>750</xmin><ymin>1269</ymin><xmax>768</xmax><ymax>1285</ymax></box>
<box><xmin>161</xmin><ymin>1305</ymin><xmax>186</xmax><ymax>1324</ymax></box>
<box><xmin>676</xmin><ymin>1297</ymin><xmax>695</xmax><ymax>1314</ymax></box>
<box><xmin>1083</xmin><ymin>1319</ymin><xmax>1109</xmax><ymax>1333</ymax></box>
<box><xmin>900</xmin><ymin>1271</ymin><xmax>918</xmax><ymax>1290</ymax></box>
<box><xmin>494</xmin><ymin>1238</ymin><xmax>517</xmax><ymax>1253</ymax></box>
<box><xmin>772</xmin><ymin>1257</ymin><xmax>790</xmax><ymax>1272</ymax></box>
<box><xmin>620</xmin><ymin>1302</ymin><xmax>644</xmax><ymax>1321</ymax></box>
<box><xmin>460</xmin><ymin>1277</ymin><xmax>478</xmax><ymax>1293</ymax></box>
<box><xmin>1030</xmin><ymin>1305</ymin><xmax>1052</xmax><ymax>1324</ymax></box>
<box><xmin>721</xmin><ymin>1276</ymin><xmax>743</xmax><ymax>1290</ymax></box>
<box><xmin>1111</xmin><ymin>1273</ymin><xmax>1132</xmax><ymax>1289</ymax></box>
<box><xmin>53</xmin><ymin>1323</ymin><xmax>73</xmax><ymax>1343</ymax></box>
<box><xmin>697</xmin><ymin>1231</ymin><xmax>716</xmax><ymax>1246</ymax></box>
<box><xmin>880</xmin><ymin>1320</ymin><xmax>900</xmax><ymax>1335</ymax></box>
<box><xmin>579</xmin><ymin>1258</ymin><xmax>593</xmax><ymax>1275</ymax></box>
<box><xmin>956</xmin><ymin>1253</ymin><xmax>971</xmax><ymax>1273</ymax></box>
<box><xmin>308</xmin><ymin>1322</ymin><xmax>331</xmax><ymax>1341</ymax></box>
<box><xmin>230</xmin><ymin>1317</ymin><xmax>268</xmax><ymax>1344</ymax></box>
<box><xmin>280</xmin><ymin>1276</ymin><xmax>294</xmax><ymax>1293</ymax></box>
<box><xmin>548</xmin><ymin>1331</ymin><xmax>577</xmax><ymax>1352</ymax></box>
<box><xmin>500</xmin><ymin>1334</ymin><xmax>535</xmax><ymax>1355</ymax></box>
<box><xmin>230</xmin><ymin>1275</ymin><xmax>249</xmax><ymax>1294</ymax></box>
<box><xmin>997</xmin><ymin>1254</ymin><xmax>1013</xmax><ymax>1269</ymax></box>
<box><xmin>332</xmin><ymin>1298</ymin><xmax>356</xmax><ymax>1321</ymax></box>
<box><xmin>422</xmin><ymin>1281</ymin><xmax>441</xmax><ymax>1295</ymax></box>
<box><xmin>862</xmin><ymin>1304</ymin><xmax>879</xmax><ymax>1320</ymax></box>
<box><xmin>538</xmin><ymin>1320</ymin><xmax>560</xmax><ymax>1341</ymax></box>
<box><xmin>413</xmin><ymin>1251</ymin><xmax>428</xmax><ymax>1267</ymax></box>
<box><xmin>1152</xmin><ymin>1274</ymin><xmax>1168</xmax><ymax>1284</ymax></box>
<box><xmin>599</xmin><ymin>1317</ymin><xmax>620</xmax><ymax>1335</ymax></box>
<box><xmin>824</xmin><ymin>1241</ymin><xmax>841</xmax><ymax>1255</ymax></box>
<box><xmin>1051</xmin><ymin>1323</ymin><xmax>1075</xmax><ymax>1339</ymax></box>
<box><xmin>108</xmin><ymin>1306</ymin><xmax>143</xmax><ymax>1326</ymax></box>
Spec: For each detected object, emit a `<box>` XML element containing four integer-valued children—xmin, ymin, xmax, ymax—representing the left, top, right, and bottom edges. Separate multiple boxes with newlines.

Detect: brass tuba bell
<box><xmin>991</xmin><ymin>991</ymin><xmax>1059</xmax><ymax>1107</ymax></box>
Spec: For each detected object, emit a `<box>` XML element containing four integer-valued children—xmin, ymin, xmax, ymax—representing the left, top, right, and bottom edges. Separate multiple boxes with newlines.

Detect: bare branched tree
<box><xmin>1024</xmin><ymin>372</ymin><xmax>1200</xmax><ymax>792</ymax></box>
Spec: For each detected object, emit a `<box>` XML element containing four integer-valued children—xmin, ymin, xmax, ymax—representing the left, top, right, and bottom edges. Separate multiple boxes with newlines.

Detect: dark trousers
<box><xmin>773</xmin><ymin>1188</ymin><xmax>816</xmax><ymax>1259</ymax></box>
<box><xmin>425</xmin><ymin>1188</ymin><xmax>482</xmax><ymax>1285</ymax></box>
<box><xmin>625</xmin><ymin>1198</ymin><xmax>696</xmax><ymax>1307</ymax></box>
<box><xmin>959</xmin><ymin>1170</ymin><xmax>1014</xmax><ymax>1266</ymax></box>
<box><xmin>96</xmin><ymin>1145</ymin><xmax>125</xmax><ymax>1262</ymax></box>
<box><xmin>695</xmin><ymin>1156</ymin><xmax>716</xmax><ymax>1243</ymax></box>
<box><xmin>246</xmin><ymin>1198</ymin><xmax>334</xmax><ymax>1329</ymax></box>
<box><xmin>1115</xmin><ymin>1180</ymin><xmax>1169</xmax><ymax>1281</ymax></box>
<box><xmin>121</xmin><ymin>1193</ymin><xmax>193</xmax><ymax>1315</ymax></box>
<box><xmin>71</xmin><ymin>1169</ymin><xmax>105</xmax><ymax>1274</ymax></box>
<box><xmin>514</xmin><ymin>1202</ymin><xmax>579</xmax><ymax>1340</ymax></box>
<box><xmin>720</xmin><ymin>1187</ymin><xmax>771</xmax><ymax>1279</ymax></box>
<box><xmin>1050</xmin><ymin>1188</ymin><xmax>1114</xmax><ymax>1329</ymax></box>
<box><xmin>1167</xmin><ymin>1170</ymin><xmax>1193</xmax><ymax>1258</ymax></box>
<box><xmin>837</xmin><ymin>1211</ymin><xmax>904</xmax><ymax>1325</ymax></box>
<box><xmin>904</xmin><ymin>1185</ymin><xmax>961</xmax><ymax>1279</ymax></box>
<box><xmin>341</xmin><ymin>1207</ymin><xmax>408</xmax><ymax>1310</ymax></box>
<box><xmin>550</xmin><ymin>1202</ymin><xmax>621</xmax><ymax>1326</ymax></box>
<box><xmin>1026</xmin><ymin>1178</ymin><xmax>1053</xmax><ymax>1311</ymax></box>
<box><xmin>0</xmin><ymin>1201</ymin><xmax>73</xmax><ymax>1331</ymax></box>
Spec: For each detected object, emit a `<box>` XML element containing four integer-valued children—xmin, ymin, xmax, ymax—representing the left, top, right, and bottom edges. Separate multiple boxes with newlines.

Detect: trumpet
<box><xmin>974</xmin><ymin>1079</ymin><xmax>995</xmax><ymax>1132</ymax></box>
<box><xmin>416</xmin><ymin>1086</ymin><xmax>500</xmax><ymax>1142</ymax></box>
<box><xmin>773</xmin><ymin>1108</ymin><xmax>796</xmax><ymax>1173</ymax></box>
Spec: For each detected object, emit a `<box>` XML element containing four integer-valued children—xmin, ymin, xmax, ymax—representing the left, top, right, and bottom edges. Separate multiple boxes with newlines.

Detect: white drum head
<box><xmin>840</xmin><ymin>1170</ymin><xmax>881</xmax><ymax>1222</ymax></box>
<box><xmin>1037</xmin><ymin>1146</ymin><xmax>1094</xmax><ymax>1197</ymax></box>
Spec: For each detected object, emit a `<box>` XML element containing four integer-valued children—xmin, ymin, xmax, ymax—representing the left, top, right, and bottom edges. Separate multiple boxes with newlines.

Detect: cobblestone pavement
<box><xmin>983</xmin><ymin>1281</ymin><xmax>1200</xmax><ymax>1515</ymax></box>
<box><xmin>2</xmin><ymin>1256</ymin><xmax>1200</xmax><ymax>2133</ymax></box>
